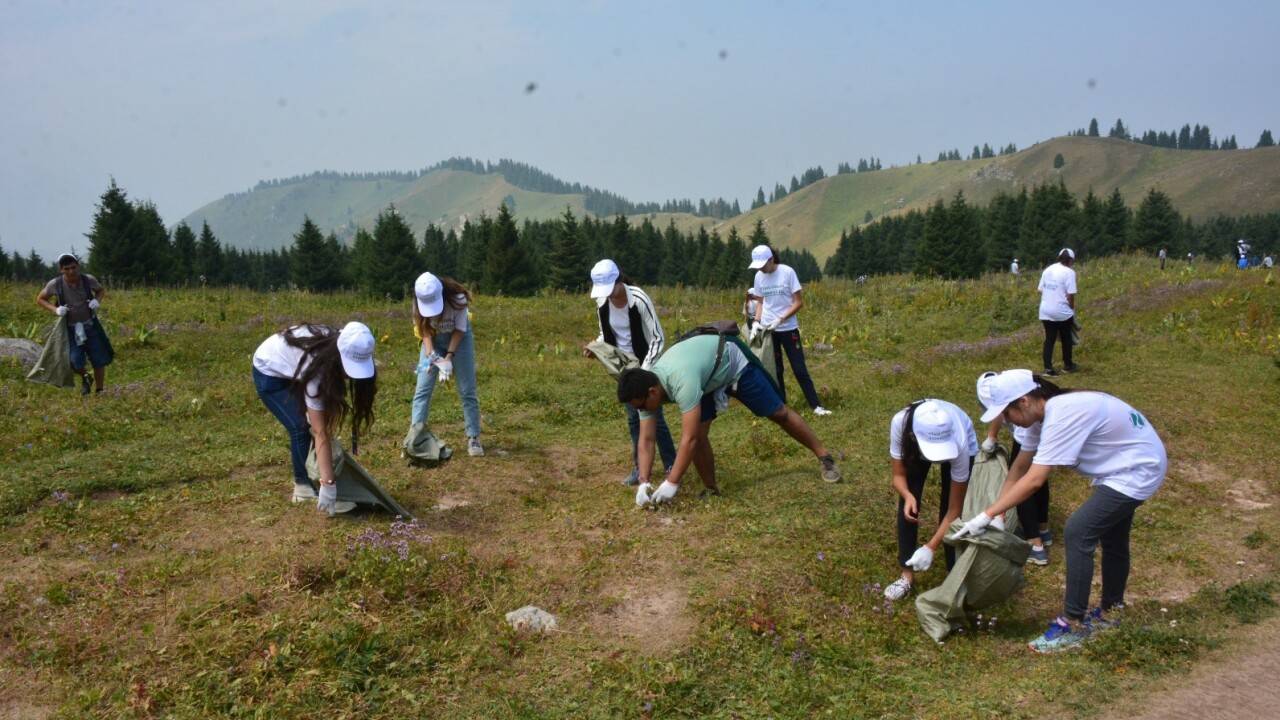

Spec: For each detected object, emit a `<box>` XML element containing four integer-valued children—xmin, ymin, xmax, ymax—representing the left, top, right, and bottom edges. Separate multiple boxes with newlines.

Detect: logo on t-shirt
<box><xmin>1129</xmin><ymin>411</ymin><xmax>1146</xmax><ymax>429</ymax></box>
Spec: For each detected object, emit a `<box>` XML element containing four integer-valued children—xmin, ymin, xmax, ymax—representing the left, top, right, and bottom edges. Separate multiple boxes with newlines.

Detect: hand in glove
<box><xmin>88</xmin><ymin>299</ymin><xmax>100</xmax><ymax>311</ymax></box>
<box><xmin>650</xmin><ymin>480</ymin><xmax>680</xmax><ymax>504</ymax></box>
<box><xmin>317</xmin><ymin>483</ymin><xmax>338</xmax><ymax>514</ymax></box>
<box><xmin>762</xmin><ymin>320</ymin><xmax>777</xmax><ymax>332</ymax></box>
<box><xmin>55</xmin><ymin>305</ymin><xmax>69</xmax><ymax>316</ymax></box>
<box><xmin>905</xmin><ymin>545</ymin><xmax>934</xmax><ymax>572</ymax></box>
<box><xmin>990</xmin><ymin>514</ymin><xmax>1006</xmax><ymax>532</ymax></box>
<box><xmin>635</xmin><ymin>482</ymin><xmax>653</xmax><ymax>507</ymax></box>
<box><xmin>748</xmin><ymin>324</ymin><xmax>763</xmax><ymax>343</ymax></box>
<box><xmin>434</xmin><ymin>357</ymin><xmax>453</xmax><ymax>383</ymax></box>
<box><xmin>981</xmin><ymin>437</ymin><xmax>996</xmax><ymax>453</ymax></box>
<box><xmin>948</xmin><ymin>511</ymin><xmax>992</xmax><ymax>540</ymax></box>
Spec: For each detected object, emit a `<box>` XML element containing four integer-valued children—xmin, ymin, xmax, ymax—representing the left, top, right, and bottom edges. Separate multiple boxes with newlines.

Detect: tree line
<box><xmin>824</xmin><ymin>182</ymin><xmax>1280</xmax><ymax>280</ymax></box>
<box><xmin>1068</xmin><ymin>117</ymin><xmax>1274</xmax><ymax>151</ymax></box>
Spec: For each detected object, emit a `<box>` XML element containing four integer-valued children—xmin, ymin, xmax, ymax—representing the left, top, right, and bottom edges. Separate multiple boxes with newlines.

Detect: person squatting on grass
<box><xmin>35</xmin><ymin>253</ymin><xmax>110</xmax><ymax>395</ymax></box>
<box><xmin>747</xmin><ymin>244</ymin><xmax>832</xmax><ymax>416</ymax></box>
<box><xmin>412</xmin><ymin>272</ymin><xmax>484</xmax><ymax>457</ymax></box>
<box><xmin>252</xmin><ymin>322</ymin><xmax>377</xmax><ymax>515</ymax></box>
<box><xmin>584</xmin><ymin>259</ymin><xmax>676</xmax><ymax>485</ymax></box>
<box><xmin>953</xmin><ymin>369</ymin><xmax>1167</xmax><ymax>653</ymax></box>
<box><xmin>978</xmin><ymin>372</ymin><xmax>1053</xmax><ymax>566</ymax></box>
<box><xmin>1038</xmin><ymin>247</ymin><xmax>1078</xmax><ymax>375</ymax></box>
<box><xmin>882</xmin><ymin>399</ymin><xmax>977</xmax><ymax>601</ymax></box>
<box><xmin>617</xmin><ymin>334</ymin><xmax>842</xmax><ymax>507</ymax></box>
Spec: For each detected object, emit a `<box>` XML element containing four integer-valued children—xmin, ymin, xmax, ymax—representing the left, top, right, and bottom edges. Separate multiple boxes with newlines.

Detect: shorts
<box><xmin>699</xmin><ymin>363</ymin><xmax>784</xmax><ymax>422</ymax></box>
<box><xmin>67</xmin><ymin>320</ymin><xmax>113</xmax><ymax>371</ymax></box>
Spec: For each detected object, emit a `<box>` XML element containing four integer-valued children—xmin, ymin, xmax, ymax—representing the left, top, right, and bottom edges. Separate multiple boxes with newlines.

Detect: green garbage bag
<box><xmin>306</xmin><ymin>438</ymin><xmax>414</xmax><ymax>519</ymax></box>
<box><xmin>584</xmin><ymin>339</ymin><xmax>639</xmax><ymax>379</ymax></box>
<box><xmin>26</xmin><ymin>317</ymin><xmax>76</xmax><ymax>389</ymax></box>
<box><xmin>741</xmin><ymin>323</ymin><xmax>779</xmax><ymax>389</ymax></box>
<box><xmin>401</xmin><ymin>422</ymin><xmax>453</xmax><ymax>467</ymax></box>
<box><xmin>915</xmin><ymin>445</ymin><xmax>1031</xmax><ymax>642</ymax></box>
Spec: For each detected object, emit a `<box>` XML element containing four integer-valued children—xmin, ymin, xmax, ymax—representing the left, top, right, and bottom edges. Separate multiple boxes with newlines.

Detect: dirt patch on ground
<box><xmin>433</xmin><ymin>493</ymin><xmax>473</xmax><ymax>511</ymax></box>
<box><xmin>0</xmin><ymin>699</ymin><xmax>52</xmax><ymax>720</ymax></box>
<box><xmin>586</xmin><ymin>568</ymin><xmax>695</xmax><ymax>654</ymax></box>
<box><xmin>1174</xmin><ymin>459</ymin><xmax>1274</xmax><ymax>511</ymax></box>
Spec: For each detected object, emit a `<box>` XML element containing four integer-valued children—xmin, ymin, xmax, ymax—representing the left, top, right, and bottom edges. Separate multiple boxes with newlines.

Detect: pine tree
<box><xmin>1258</xmin><ymin>130</ymin><xmax>1275</xmax><ymax>147</ymax></box>
<box><xmin>789</xmin><ymin>176</ymin><xmax>800</xmax><ymax>193</ymax></box>
<box><xmin>1053</xmin><ymin>153</ymin><xmax>1066</xmax><ymax>169</ymax></box>
<box><xmin>915</xmin><ymin>199</ymin><xmax>953</xmax><ymax>278</ymax></box>
<box><xmin>1088</xmin><ymin>118</ymin><xmax>1100</xmax><ymax>137</ymax></box>
<box><xmin>658</xmin><ymin>221</ymin><xmax>686</xmax><ymax>286</ymax></box>
<box><xmin>457</xmin><ymin>219</ymin><xmax>489</xmax><ymax>286</ymax></box>
<box><xmin>0</xmin><ymin>240</ymin><xmax>9</xmax><ymax>279</ymax></box>
<box><xmin>1108</xmin><ymin>118</ymin><xmax>1129</xmax><ymax>140</ymax></box>
<box><xmin>368</xmin><ymin>206</ymin><xmax>420</xmax><ymax>299</ymax></box>
<box><xmin>171</xmin><ymin>221</ymin><xmax>197</xmax><ymax>284</ymax></box>
<box><xmin>716</xmin><ymin>226</ymin><xmax>748</xmax><ymax>287</ymax></box>
<box><xmin>86</xmin><ymin>179</ymin><xmax>135</xmax><ymax>280</ymax></box>
<box><xmin>546</xmin><ymin>207</ymin><xmax>587</xmax><ymax>291</ymax></box>
<box><xmin>419</xmin><ymin>224</ymin><xmax>454</xmax><ymax>278</ymax></box>
<box><xmin>1019</xmin><ymin>182</ymin><xmax>1078</xmax><ymax>262</ymax></box>
<box><xmin>1131</xmin><ymin>189</ymin><xmax>1180</xmax><ymax>252</ymax></box>
<box><xmin>752</xmin><ymin>187</ymin><xmax>766</xmax><ymax>209</ymax></box>
<box><xmin>350</xmin><ymin>228</ymin><xmax>376</xmax><ymax>292</ymax></box>
<box><xmin>982</xmin><ymin>189</ymin><xmax>1026</xmax><ymax>270</ymax></box>
<box><xmin>195</xmin><ymin>221</ymin><xmax>224</xmax><ymax>284</ymax></box>
<box><xmin>484</xmin><ymin>204</ymin><xmax>537</xmax><ymax>296</ymax></box>
<box><xmin>291</xmin><ymin>216</ymin><xmax>338</xmax><ymax>291</ymax></box>
<box><xmin>125</xmin><ymin>202</ymin><xmax>172</xmax><ymax>283</ymax></box>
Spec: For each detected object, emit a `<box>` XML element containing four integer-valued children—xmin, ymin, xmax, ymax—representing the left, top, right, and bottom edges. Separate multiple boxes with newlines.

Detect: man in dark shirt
<box><xmin>35</xmin><ymin>254</ymin><xmax>110</xmax><ymax>394</ymax></box>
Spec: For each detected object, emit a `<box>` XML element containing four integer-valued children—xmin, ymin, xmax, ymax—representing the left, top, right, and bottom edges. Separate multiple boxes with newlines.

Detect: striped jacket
<box><xmin>594</xmin><ymin>284</ymin><xmax>665</xmax><ymax>370</ymax></box>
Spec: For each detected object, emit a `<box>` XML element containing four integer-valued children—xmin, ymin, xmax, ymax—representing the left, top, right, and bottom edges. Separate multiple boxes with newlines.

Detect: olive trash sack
<box><xmin>306</xmin><ymin>437</ymin><xmax>414</xmax><ymax>519</ymax></box>
<box><xmin>26</xmin><ymin>315</ymin><xmax>78</xmax><ymax>388</ymax></box>
<box><xmin>915</xmin><ymin>445</ymin><xmax>1032</xmax><ymax>643</ymax></box>
<box><xmin>401</xmin><ymin>422</ymin><xmax>453</xmax><ymax>467</ymax></box>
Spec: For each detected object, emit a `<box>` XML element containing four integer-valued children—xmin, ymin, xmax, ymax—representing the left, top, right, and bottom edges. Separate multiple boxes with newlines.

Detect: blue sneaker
<box><xmin>1083</xmin><ymin>607</ymin><xmax>1120</xmax><ymax>633</ymax></box>
<box><xmin>1039</xmin><ymin>529</ymin><xmax>1054</xmax><ymax>547</ymax></box>
<box><xmin>1028</xmin><ymin>546</ymin><xmax>1049</xmax><ymax>566</ymax></box>
<box><xmin>1028</xmin><ymin>618</ymin><xmax>1088</xmax><ymax>653</ymax></box>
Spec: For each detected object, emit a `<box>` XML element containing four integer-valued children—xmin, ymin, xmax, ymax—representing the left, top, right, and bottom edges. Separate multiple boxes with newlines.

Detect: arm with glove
<box><xmin>949</xmin><ymin>462</ymin><xmax>1050</xmax><ymax>540</ymax></box>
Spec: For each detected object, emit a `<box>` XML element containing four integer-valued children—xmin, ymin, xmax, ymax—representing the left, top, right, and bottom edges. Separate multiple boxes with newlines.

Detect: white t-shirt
<box><xmin>432</xmin><ymin>294</ymin><xmax>470</xmax><ymax>334</ymax></box>
<box><xmin>1020</xmin><ymin>392</ymin><xmax>1167</xmax><ymax>501</ymax></box>
<box><xmin>607</xmin><ymin>302</ymin><xmax>633</xmax><ymax>355</ymax></box>
<box><xmin>252</xmin><ymin>326</ymin><xmax>328</xmax><ymax>411</ymax></box>
<box><xmin>752</xmin><ymin>264</ymin><xmax>803</xmax><ymax>332</ymax></box>
<box><xmin>888</xmin><ymin>399</ymin><xmax>979</xmax><ymax>482</ymax></box>
<box><xmin>1010</xmin><ymin>260</ymin><xmax>1020</xmax><ymax>274</ymax></box>
<box><xmin>1038</xmin><ymin>263</ymin><xmax>1077</xmax><ymax>321</ymax></box>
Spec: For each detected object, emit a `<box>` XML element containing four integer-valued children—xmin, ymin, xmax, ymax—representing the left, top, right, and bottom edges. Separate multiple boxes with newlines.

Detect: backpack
<box><xmin>668</xmin><ymin>320</ymin><xmax>740</xmax><ymax>381</ymax></box>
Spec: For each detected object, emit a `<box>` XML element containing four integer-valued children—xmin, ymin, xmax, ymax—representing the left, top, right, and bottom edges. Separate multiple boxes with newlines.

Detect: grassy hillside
<box><xmin>718</xmin><ymin>138</ymin><xmax>1280</xmax><ymax>260</ymax></box>
<box><xmin>2</xmin><ymin>257</ymin><xmax>1278</xmax><ymax>717</ymax></box>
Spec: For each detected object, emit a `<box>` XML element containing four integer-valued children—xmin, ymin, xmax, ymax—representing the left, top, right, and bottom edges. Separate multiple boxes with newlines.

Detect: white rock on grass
<box><xmin>505</xmin><ymin>605</ymin><xmax>557</xmax><ymax>634</ymax></box>
<box><xmin>0</xmin><ymin>338</ymin><xmax>42</xmax><ymax>368</ymax></box>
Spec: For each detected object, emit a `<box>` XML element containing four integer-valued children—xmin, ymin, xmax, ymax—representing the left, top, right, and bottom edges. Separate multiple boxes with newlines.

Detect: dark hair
<box><xmin>58</xmin><ymin>254</ymin><xmax>79</xmax><ymax>268</ymax></box>
<box><xmin>899</xmin><ymin>400</ymin><xmax>927</xmax><ymax>467</ymax></box>
<box><xmin>617</xmin><ymin>368</ymin><xmax>660</xmax><ymax>404</ymax></box>
<box><xmin>283</xmin><ymin>324</ymin><xmax>378</xmax><ymax>451</ymax></box>
<box><xmin>1025</xmin><ymin>375</ymin><xmax>1080</xmax><ymax>401</ymax></box>
<box><xmin>413</xmin><ymin>276</ymin><xmax>472</xmax><ymax>339</ymax></box>
<box><xmin>1058</xmin><ymin>250</ymin><xmax>1075</xmax><ymax>265</ymax></box>
<box><xmin>762</xmin><ymin>245</ymin><xmax>779</xmax><ymax>264</ymax></box>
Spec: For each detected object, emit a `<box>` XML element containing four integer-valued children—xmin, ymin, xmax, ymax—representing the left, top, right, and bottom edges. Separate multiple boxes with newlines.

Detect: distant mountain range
<box><xmin>181</xmin><ymin>136</ymin><xmax>1280</xmax><ymax>260</ymax></box>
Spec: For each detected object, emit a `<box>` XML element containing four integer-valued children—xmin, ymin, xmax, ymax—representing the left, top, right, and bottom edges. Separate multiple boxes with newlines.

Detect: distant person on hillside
<box><xmin>583</xmin><ymin>259</ymin><xmax>676</xmax><ymax>485</ymax></box>
<box><xmin>747</xmin><ymin>244</ymin><xmax>832</xmax><ymax>416</ymax></box>
<box><xmin>35</xmin><ymin>253</ymin><xmax>111</xmax><ymax>395</ymax></box>
<box><xmin>1264</xmin><ymin>255</ymin><xmax>1274</xmax><ymax>269</ymax></box>
<box><xmin>252</xmin><ymin>322</ymin><xmax>377</xmax><ymax>514</ymax></box>
<box><xmin>977</xmin><ymin>372</ymin><xmax>1051</xmax><ymax>566</ymax></box>
<box><xmin>412</xmin><ymin>272</ymin><xmax>484</xmax><ymax>457</ymax></box>
<box><xmin>1158</xmin><ymin>248</ymin><xmax>1167</xmax><ymax>270</ymax></box>
<box><xmin>881</xmin><ymin>399</ymin><xmax>977</xmax><ymax>602</ymax></box>
<box><xmin>1237</xmin><ymin>239</ymin><xmax>1251</xmax><ymax>270</ymax></box>
<box><xmin>617</xmin><ymin>334</ymin><xmax>841</xmax><ymax>506</ymax></box>
<box><xmin>953</xmin><ymin>370</ymin><xmax>1167</xmax><ymax>653</ymax></box>
<box><xmin>1037</xmin><ymin>248</ymin><xmax>1078</xmax><ymax>375</ymax></box>
<box><xmin>1010</xmin><ymin>258</ymin><xmax>1020</xmax><ymax>275</ymax></box>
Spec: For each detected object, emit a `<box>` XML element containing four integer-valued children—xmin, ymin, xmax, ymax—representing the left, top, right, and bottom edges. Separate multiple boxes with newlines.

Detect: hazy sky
<box><xmin>3</xmin><ymin>0</ymin><xmax>1278</xmax><ymax>259</ymax></box>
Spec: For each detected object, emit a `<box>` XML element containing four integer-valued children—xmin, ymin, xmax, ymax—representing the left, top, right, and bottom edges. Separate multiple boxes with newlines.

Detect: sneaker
<box><xmin>81</xmin><ymin>374</ymin><xmax>92</xmax><ymax>396</ymax></box>
<box><xmin>1043</xmin><ymin>368</ymin><xmax>1060</xmax><ymax>377</ymax></box>
<box><xmin>884</xmin><ymin>576</ymin><xmax>912</xmax><ymax>601</ymax></box>
<box><xmin>291</xmin><ymin>484</ymin><xmax>318</xmax><ymax>503</ymax></box>
<box><xmin>467</xmin><ymin>437</ymin><xmax>485</xmax><ymax>457</ymax></box>
<box><xmin>1027</xmin><ymin>546</ymin><xmax>1049</xmax><ymax>565</ymax></box>
<box><xmin>1083</xmin><ymin>607</ymin><xmax>1120</xmax><ymax>633</ymax></box>
<box><xmin>1039</xmin><ymin>529</ymin><xmax>1054</xmax><ymax>547</ymax></box>
<box><xmin>813</xmin><ymin>406</ymin><xmax>833</xmax><ymax>416</ymax></box>
<box><xmin>1028</xmin><ymin>618</ymin><xmax>1088</xmax><ymax>653</ymax></box>
<box><xmin>819</xmin><ymin>455</ymin><xmax>842</xmax><ymax>483</ymax></box>
<box><xmin>1064</xmin><ymin>364</ymin><xmax>1080</xmax><ymax>373</ymax></box>
<box><xmin>622</xmin><ymin>468</ymin><xmax>640</xmax><ymax>487</ymax></box>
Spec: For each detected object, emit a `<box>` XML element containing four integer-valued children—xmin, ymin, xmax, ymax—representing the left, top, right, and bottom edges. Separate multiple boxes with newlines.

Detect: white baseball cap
<box><xmin>414</xmin><ymin>272</ymin><xmax>444</xmax><ymax>317</ymax></box>
<box><xmin>1060</xmin><ymin>247</ymin><xmax>1075</xmax><ymax>259</ymax></box>
<box><xmin>337</xmin><ymin>322</ymin><xmax>376</xmax><ymax>379</ymax></box>
<box><xmin>912</xmin><ymin>400</ymin><xmax>962</xmax><ymax>462</ymax></box>
<box><xmin>978</xmin><ymin>369</ymin><xmax>1037</xmax><ymax>422</ymax></box>
<box><xmin>975</xmin><ymin>371</ymin><xmax>999</xmax><ymax>409</ymax></box>
<box><xmin>748</xmin><ymin>245</ymin><xmax>773</xmax><ymax>270</ymax></box>
<box><xmin>589</xmin><ymin>259</ymin><xmax>620</xmax><ymax>301</ymax></box>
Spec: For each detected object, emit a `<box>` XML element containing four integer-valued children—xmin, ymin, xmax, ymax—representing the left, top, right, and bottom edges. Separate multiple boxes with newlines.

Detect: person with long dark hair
<box><xmin>411</xmin><ymin>272</ymin><xmax>484</xmax><ymax>456</ymax></box>
<box><xmin>1038</xmin><ymin>248</ymin><xmax>1078</xmax><ymax>375</ymax></box>
<box><xmin>953</xmin><ymin>370</ymin><xmax>1167</xmax><ymax>653</ymax></box>
<box><xmin>584</xmin><ymin>259</ymin><xmax>676</xmax><ymax>485</ymax></box>
<box><xmin>252</xmin><ymin>322</ymin><xmax>378</xmax><ymax>515</ymax></box>
<box><xmin>882</xmin><ymin>399</ymin><xmax>977</xmax><ymax>601</ymax></box>
<box><xmin>978</xmin><ymin>372</ymin><xmax>1052</xmax><ymax>566</ymax></box>
<box><xmin>747</xmin><ymin>244</ymin><xmax>831</xmax><ymax>415</ymax></box>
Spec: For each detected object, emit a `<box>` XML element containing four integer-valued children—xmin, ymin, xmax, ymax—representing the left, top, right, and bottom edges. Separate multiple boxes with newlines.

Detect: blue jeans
<box><xmin>626</xmin><ymin>403</ymin><xmax>676</xmax><ymax>472</ymax></box>
<box><xmin>67</xmin><ymin>319</ymin><xmax>113</xmax><ymax>371</ymax></box>
<box><xmin>412</xmin><ymin>328</ymin><xmax>482</xmax><ymax>438</ymax></box>
<box><xmin>253</xmin><ymin>367</ymin><xmax>313</xmax><ymax>488</ymax></box>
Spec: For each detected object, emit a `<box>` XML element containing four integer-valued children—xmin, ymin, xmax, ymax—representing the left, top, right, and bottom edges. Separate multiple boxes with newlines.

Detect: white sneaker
<box><xmin>292</xmin><ymin>484</ymin><xmax>318</xmax><ymax>503</ymax></box>
<box><xmin>813</xmin><ymin>406</ymin><xmax>833</xmax><ymax>416</ymax></box>
<box><xmin>467</xmin><ymin>437</ymin><xmax>485</xmax><ymax>457</ymax></box>
<box><xmin>884</xmin><ymin>576</ymin><xmax>912</xmax><ymax>601</ymax></box>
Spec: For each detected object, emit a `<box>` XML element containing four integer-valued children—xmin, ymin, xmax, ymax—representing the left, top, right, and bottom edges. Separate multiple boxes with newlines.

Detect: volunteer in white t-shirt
<box><xmin>1037</xmin><ymin>248</ymin><xmax>1078</xmax><ymax>375</ymax></box>
<box><xmin>584</xmin><ymin>259</ymin><xmax>677</xmax><ymax>485</ymax></box>
<box><xmin>977</xmin><ymin>372</ymin><xmax>1051</xmax><ymax>566</ymax></box>
<box><xmin>1010</xmin><ymin>258</ymin><xmax>1020</xmax><ymax>275</ymax></box>
<box><xmin>252</xmin><ymin>322</ymin><xmax>378</xmax><ymax>515</ymax></box>
<box><xmin>954</xmin><ymin>370</ymin><xmax>1167</xmax><ymax>653</ymax></box>
<box><xmin>412</xmin><ymin>272</ymin><xmax>485</xmax><ymax>457</ymax></box>
<box><xmin>881</xmin><ymin>399</ymin><xmax>978</xmax><ymax>601</ymax></box>
<box><xmin>747</xmin><ymin>244</ymin><xmax>831</xmax><ymax>416</ymax></box>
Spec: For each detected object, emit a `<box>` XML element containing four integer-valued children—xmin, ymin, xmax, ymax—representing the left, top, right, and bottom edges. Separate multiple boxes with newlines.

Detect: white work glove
<box><xmin>748</xmin><ymin>324</ymin><xmax>763</xmax><ymax>343</ymax></box>
<box><xmin>949</xmin><ymin>512</ymin><xmax>993</xmax><ymax>540</ymax></box>
<box><xmin>650</xmin><ymin>480</ymin><xmax>680</xmax><ymax>504</ymax></box>
<box><xmin>905</xmin><ymin>545</ymin><xmax>934</xmax><ymax>572</ymax></box>
<box><xmin>434</xmin><ymin>357</ymin><xmax>453</xmax><ymax>383</ymax></box>
<box><xmin>762</xmin><ymin>320</ymin><xmax>777</xmax><ymax>332</ymax></box>
<box><xmin>55</xmin><ymin>305</ymin><xmax>69</xmax><ymax>316</ymax></box>
<box><xmin>317</xmin><ymin>483</ymin><xmax>338</xmax><ymax>514</ymax></box>
<box><xmin>990</xmin><ymin>514</ymin><xmax>1006</xmax><ymax>532</ymax></box>
<box><xmin>88</xmin><ymin>299</ymin><xmax>100</xmax><ymax>311</ymax></box>
<box><xmin>981</xmin><ymin>437</ymin><xmax>996</xmax><ymax>453</ymax></box>
<box><xmin>635</xmin><ymin>482</ymin><xmax>653</xmax><ymax>507</ymax></box>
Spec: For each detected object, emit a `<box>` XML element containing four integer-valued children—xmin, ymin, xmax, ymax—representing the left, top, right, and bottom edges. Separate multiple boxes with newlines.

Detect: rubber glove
<box><xmin>949</xmin><ymin>511</ymin><xmax>992</xmax><ymax>540</ymax></box>
<box><xmin>434</xmin><ymin>357</ymin><xmax>453</xmax><ymax>383</ymax></box>
<box><xmin>650</xmin><ymin>480</ymin><xmax>679</xmax><ymax>504</ymax></box>
<box><xmin>905</xmin><ymin>545</ymin><xmax>934</xmax><ymax>572</ymax></box>
<box><xmin>317</xmin><ymin>483</ymin><xmax>338</xmax><ymax>514</ymax></box>
<box><xmin>981</xmin><ymin>437</ymin><xmax>996</xmax><ymax>453</ymax></box>
<box><xmin>88</xmin><ymin>298</ymin><xmax>100</xmax><ymax>311</ymax></box>
<box><xmin>990</xmin><ymin>514</ymin><xmax>1006</xmax><ymax>532</ymax></box>
<box><xmin>55</xmin><ymin>305</ymin><xmax>68</xmax><ymax>316</ymax></box>
<box><xmin>748</xmin><ymin>324</ymin><xmax>762</xmax><ymax>343</ymax></box>
<box><xmin>762</xmin><ymin>320</ymin><xmax>777</xmax><ymax>332</ymax></box>
<box><xmin>635</xmin><ymin>482</ymin><xmax>653</xmax><ymax>507</ymax></box>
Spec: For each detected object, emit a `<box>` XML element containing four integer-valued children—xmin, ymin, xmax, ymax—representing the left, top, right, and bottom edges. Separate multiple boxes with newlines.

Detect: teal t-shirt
<box><xmin>640</xmin><ymin>335</ymin><xmax>747</xmax><ymax>418</ymax></box>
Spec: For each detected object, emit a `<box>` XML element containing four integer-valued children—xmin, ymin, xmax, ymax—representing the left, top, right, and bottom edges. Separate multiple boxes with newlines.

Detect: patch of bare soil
<box><xmin>433</xmin><ymin>494</ymin><xmax>473</xmax><ymax>511</ymax></box>
<box><xmin>1101</xmin><ymin>616</ymin><xmax>1280</xmax><ymax>720</ymax></box>
<box><xmin>586</xmin><ymin>569</ymin><xmax>695</xmax><ymax>654</ymax></box>
<box><xmin>1174</xmin><ymin>459</ymin><xmax>1274</xmax><ymax>511</ymax></box>
<box><xmin>0</xmin><ymin>699</ymin><xmax>52</xmax><ymax>720</ymax></box>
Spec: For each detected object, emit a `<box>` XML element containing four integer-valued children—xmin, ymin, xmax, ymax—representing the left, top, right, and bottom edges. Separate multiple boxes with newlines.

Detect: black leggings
<box><xmin>896</xmin><ymin>455</ymin><xmax>973</xmax><ymax>570</ymax></box>
<box><xmin>771</xmin><ymin>329</ymin><xmax>822</xmax><ymax>409</ymax></box>
<box><xmin>1011</xmin><ymin>440</ymin><xmax>1050</xmax><ymax>539</ymax></box>
<box><xmin>1042</xmin><ymin>319</ymin><xmax>1074</xmax><ymax>370</ymax></box>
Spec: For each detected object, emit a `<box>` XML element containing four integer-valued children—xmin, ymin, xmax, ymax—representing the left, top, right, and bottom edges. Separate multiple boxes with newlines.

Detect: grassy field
<box><xmin>1</xmin><ymin>256</ymin><xmax>1278</xmax><ymax>718</ymax></box>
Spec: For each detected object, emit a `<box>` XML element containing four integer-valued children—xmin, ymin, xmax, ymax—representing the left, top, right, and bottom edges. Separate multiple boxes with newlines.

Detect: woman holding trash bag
<box><xmin>412</xmin><ymin>272</ymin><xmax>484</xmax><ymax>457</ymax></box>
<box><xmin>747</xmin><ymin>244</ymin><xmax>831</xmax><ymax>416</ymax></box>
<box><xmin>978</xmin><ymin>372</ymin><xmax>1052</xmax><ymax>566</ymax></box>
<box><xmin>252</xmin><ymin>322</ymin><xmax>378</xmax><ymax>515</ymax></box>
<box><xmin>954</xmin><ymin>370</ymin><xmax>1167</xmax><ymax>653</ymax></box>
<box><xmin>882</xmin><ymin>399</ymin><xmax>978</xmax><ymax>601</ymax></box>
<box><xmin>583</xmin><ymin>258</ymin><xmax>677</xmax><ymax>485</ymax></box>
